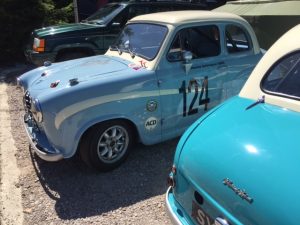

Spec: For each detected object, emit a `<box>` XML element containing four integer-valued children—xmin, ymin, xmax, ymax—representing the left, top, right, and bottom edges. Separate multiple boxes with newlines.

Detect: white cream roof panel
<box><xmin>240</xmin><ymin>24</ymin><xmax>300</xmax><ymax>113</ymax></box>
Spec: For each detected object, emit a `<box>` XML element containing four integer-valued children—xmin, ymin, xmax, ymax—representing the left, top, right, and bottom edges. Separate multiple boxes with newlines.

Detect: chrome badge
<box><xmin>146</xmin><ymin>100</ymin><xmax>158</xmax><ymax>112</ymax></box>
<box><xmin>223</xmin><ymin>178</ymin><xmax>253</xmax><ymax>204</ymax></box>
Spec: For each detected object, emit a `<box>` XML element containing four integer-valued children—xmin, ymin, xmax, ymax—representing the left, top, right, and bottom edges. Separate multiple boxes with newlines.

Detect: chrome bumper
<box><xmin>165</xmin><ymin>187</ymin><xmax>184</xmax><ymax>225</ymax></box>
<box><xmin>23</xmin><ymin>115</ymin><xmax>63</xmax><ymax>162</ymax></box>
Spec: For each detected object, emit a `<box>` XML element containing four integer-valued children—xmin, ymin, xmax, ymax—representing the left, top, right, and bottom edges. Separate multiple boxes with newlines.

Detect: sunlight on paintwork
<box><xmin>245</xmin><ymin>144</ymin><xmax>259</xmax><ymax>155</ymax></box>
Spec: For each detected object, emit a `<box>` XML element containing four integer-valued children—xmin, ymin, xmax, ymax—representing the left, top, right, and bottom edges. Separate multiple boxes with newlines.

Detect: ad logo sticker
<box><xmin>145</xmin><ymin>117</ymin><xmax>158</xmax><ymax>131</ymax></box>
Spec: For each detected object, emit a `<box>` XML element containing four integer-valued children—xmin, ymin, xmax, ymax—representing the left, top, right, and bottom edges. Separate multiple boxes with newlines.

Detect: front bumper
<box><xmin>166</xmin><ymin>187</ymin><xmax>190</xmax><ymax>225</ymax></box>
<box><xmin>23</xmin><ymin>114</ymin><xmax>63</xmax><ymax>162</ymax></box>
<box><xmin>24</xmin><ymin>49</ymin><xmax>55</xmax><ymax>66</ymax></box>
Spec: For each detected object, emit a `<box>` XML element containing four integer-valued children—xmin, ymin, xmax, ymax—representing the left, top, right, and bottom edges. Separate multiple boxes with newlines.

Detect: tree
<box><xmin>0</xmin><ymin>0</ymin><xmax>73</xmax><ymax>64</ymax></box>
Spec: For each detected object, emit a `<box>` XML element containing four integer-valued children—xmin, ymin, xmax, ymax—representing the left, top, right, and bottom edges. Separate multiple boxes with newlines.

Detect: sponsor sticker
<box><xmin>128</xmin><ymin>63</ymin><xmax>142</xmax><ymax>70</ymax></box>
<box><xmin>145</xmin><ymin>117</ymin><xmax>158</xmax><ymax>130</ymax></box>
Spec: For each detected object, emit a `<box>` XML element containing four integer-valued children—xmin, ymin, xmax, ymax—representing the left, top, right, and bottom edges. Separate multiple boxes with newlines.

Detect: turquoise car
<box><xmin>166</xmin><ymin>25</ymin><xmax>300</xmax><ymax>224</ymax></box>
<box><xmin>17</xmin><ymin>11</ymin><xmax>262</xmax><ymax>171</ymax></box>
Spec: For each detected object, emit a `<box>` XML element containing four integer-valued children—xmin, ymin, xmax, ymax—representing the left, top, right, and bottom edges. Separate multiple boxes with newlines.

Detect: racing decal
<box><xmin>139</xmin><ymin>60</ymin><xmax>147</xmax><ymax>68</ymax></box>
<box><xmin>145</xmin><ymin>117</ymin><xmax>158</xmax><ymax>130</ymax></box>
<box><xmin>179</xmin><ymin>76</ymin><xmax>210</xmax><ymax>117</ymax></box>
<box><xmin>128</xmin><ymin>63</ymin><xmax>142</xmax><ymax>70</ymax></box>
<box><xmin>146</xmin><ymin>100</ymin><xmax>158</xmax><ymax>112</ymax></box>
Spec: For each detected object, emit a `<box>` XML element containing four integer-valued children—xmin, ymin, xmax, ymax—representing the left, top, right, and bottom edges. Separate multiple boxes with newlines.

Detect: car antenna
<box><xmin>245</xmin><ymin>95</ymin><xmax>265</xmax><ymax>110</ymax></box>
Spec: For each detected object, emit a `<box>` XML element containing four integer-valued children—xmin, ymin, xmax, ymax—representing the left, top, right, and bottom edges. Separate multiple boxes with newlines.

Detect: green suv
<box><xmin>25</xmin><ymin>1</ymin><xmax>207</xmax><ymax>66</ymax></box>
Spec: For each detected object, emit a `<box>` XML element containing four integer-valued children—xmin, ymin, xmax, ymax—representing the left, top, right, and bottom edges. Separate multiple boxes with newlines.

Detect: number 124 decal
<box><xmin>179</xmin><ymin>76</ymin><xmax>210</xmax><ymax>117</ymax></box>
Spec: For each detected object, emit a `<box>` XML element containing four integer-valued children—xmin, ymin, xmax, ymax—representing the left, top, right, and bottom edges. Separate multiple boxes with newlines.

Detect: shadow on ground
<box><xmin>0</xmin><ymin>64</ymin><xmax>36</xmax><ymax>84</ymax></box>
<box><xmin>30</xmin><ymin>139</ymin><xmax>178</xmax><ymax>220</ymax></box>
<box><xmin>3</xmin><ymin>63</ymin><xmax>178</xmax><ymax>220</ymax></box>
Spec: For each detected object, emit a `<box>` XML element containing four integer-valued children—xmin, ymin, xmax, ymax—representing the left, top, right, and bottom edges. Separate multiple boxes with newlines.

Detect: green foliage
<box><xmin>0</xmin><ymin>0</ymin><xmax>74</xmax><ymax>64</ymax></box>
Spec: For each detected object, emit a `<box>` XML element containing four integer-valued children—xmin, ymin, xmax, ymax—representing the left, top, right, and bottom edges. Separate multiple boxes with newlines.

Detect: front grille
<box><xmin>23</xmin><ymin>91</ymin><xmax>41</xmax><ymax>132</ymax></box>
<box><xmin>24</xmin><ymin>91</ymin><xmax>32</xmax><ymax>111</ymax></box>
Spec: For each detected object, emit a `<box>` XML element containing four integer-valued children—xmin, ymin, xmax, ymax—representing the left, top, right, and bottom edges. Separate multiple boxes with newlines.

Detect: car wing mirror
<box><xmin>182</xmin><ymin>51</ymin><xmax>193</xmax><ymax>75</ymax></box>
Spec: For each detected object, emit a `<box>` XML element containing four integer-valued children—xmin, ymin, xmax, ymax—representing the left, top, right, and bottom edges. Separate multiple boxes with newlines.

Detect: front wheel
<box><xmin>79</xmin><ymin>120</ymin><xmax>134</xmax><ymax>171</ymax></box>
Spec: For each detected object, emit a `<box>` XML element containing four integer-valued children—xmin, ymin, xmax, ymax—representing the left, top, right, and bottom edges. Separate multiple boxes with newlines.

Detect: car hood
<box><xmin>34</xmin><ymin>22</ymin><xmax>102</xmax><ymax>37</ymax></box>
<box><xmin>19</xmin><ymin>55</ymin><xmax>130</xmax><ymax>91</ymax></box>
<box><xmin>177</xmin><ymin>96</ymin><xmax>300</xmax><ymax>225</ymax></box>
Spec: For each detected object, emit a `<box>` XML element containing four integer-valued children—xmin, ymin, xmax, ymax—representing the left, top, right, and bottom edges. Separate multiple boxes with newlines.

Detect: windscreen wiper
<box><xmin>110</xmin><ymin>45</ymin><xmax>122</xmax><ymax>55</ymax></box>
<box><xmin>127</xmin><ymin>47</ymin><xmax>136</xmax><ymax>59</ymax></box>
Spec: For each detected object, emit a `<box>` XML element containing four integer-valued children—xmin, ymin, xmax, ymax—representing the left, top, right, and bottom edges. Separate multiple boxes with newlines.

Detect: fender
<box><xmin>52</xmin><ymin>42</ymin><xmax>101</xmax><ymax>57</ymax></box>
<box><xmin>65</xmin><ymin>114</ymin><xmax>139</xmax><ymax>158</ymax></box>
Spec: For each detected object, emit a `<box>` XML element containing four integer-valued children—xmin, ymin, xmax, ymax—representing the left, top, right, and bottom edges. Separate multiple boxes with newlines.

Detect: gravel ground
<box><xmin>0</xmin><ymin>65</ymin><xmax>177</xmax><ymax>225</ymax></box>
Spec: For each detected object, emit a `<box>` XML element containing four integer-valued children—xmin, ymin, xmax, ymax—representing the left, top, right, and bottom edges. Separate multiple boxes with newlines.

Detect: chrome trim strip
<box><xmin>165</xmin><ymin>186</ymin><xmax>183</xmax><ymax>225</ymax></box>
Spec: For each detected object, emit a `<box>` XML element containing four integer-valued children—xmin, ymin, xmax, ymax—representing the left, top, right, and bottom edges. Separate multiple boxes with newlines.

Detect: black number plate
<box><xmin>191</xmin><ymin>201</ymin><xmax>214</xmax><ymax>225</ymax></box>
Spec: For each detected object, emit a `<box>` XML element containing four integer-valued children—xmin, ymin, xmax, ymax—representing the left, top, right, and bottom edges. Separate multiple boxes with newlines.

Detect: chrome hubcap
<box><xmin>97</xmin><ymin>125</ymin><xmax>129</xmax><ymax>163</ymax></box>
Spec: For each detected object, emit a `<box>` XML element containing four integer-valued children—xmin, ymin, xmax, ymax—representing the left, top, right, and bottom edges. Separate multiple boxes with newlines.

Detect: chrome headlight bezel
<box><xmin>31</xmin><ymin>98</ymin><xmax>43</xmax><ymax>123</ymax></box>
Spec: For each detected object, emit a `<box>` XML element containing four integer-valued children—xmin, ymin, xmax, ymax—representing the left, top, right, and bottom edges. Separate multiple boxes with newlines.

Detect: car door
<box><xmin>156</xmin><ymin>24</ymin><xmax>228</xmax><ymax>141</ymax></box>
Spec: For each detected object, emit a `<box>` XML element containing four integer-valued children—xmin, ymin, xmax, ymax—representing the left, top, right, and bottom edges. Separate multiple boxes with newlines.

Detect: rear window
<box><xmin>261</xmin><ymin>51</ymin><xmax>300</xmax><ymax>99</ymax></box>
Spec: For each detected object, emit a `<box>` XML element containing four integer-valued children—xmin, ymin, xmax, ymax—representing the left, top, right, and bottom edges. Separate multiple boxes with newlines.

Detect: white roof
<box><xmin>240</xmin><ymin>24</ymin><xmax>300</xmax><ymax>112</ymax></box>
<box><xmin>130</xmin><ymin>10</ymin><xmax>247</xmax><ymax>25</ymax></box>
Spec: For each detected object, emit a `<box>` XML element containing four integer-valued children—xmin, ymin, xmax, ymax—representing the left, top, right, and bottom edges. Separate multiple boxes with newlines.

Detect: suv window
<box><xmin>262</xmin><ymin>51</ymin><xmax>300</xmax><ymax>99</ymax></box>
<box><xmin>226</xmin><ymin>25</ymin><xmax>250</xmax><ymax>53</ymax></box>
<box><xmin>85</xmin><ymin>4</ymin><xmax>124</xmax><ymax>24</ymax></box>
<box><xmin>168</xmin><ymin>25</ymin><xmax>220</xmax><ymax>61</ymax></box>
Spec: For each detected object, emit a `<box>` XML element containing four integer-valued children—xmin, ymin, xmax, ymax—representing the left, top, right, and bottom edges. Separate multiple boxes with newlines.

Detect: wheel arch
<box><xmin>53</xmin><ymin>43</ymin><xmax>97</xmax><ymax>61</ymax></box>
<box><xmin>55</xmin><ymin>46</ymin><xmax>95</xmax><ymax>61</ymax></box>
<box><xmin>74</xmin><ymin>117</ymin><xmax>140</xmax><ymax>157</ymax></box>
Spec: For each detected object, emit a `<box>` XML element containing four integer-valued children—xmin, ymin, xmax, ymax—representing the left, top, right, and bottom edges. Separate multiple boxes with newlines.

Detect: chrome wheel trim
<box><xmin>96</xmin><ymin>125</ymin><xmax>129</xmax><ymax>163</ymax></box>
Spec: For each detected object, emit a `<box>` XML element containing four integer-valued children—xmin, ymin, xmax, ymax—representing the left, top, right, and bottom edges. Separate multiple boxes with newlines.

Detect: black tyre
<box><xmin>79</xmin><ymin>120</ymin><xmax>134</xmax><ymax>171</ymax></box>
<box><xmin>56</xmin><ymin>51</ymin><xmax>89</xmax><ymax>62</ymax></box>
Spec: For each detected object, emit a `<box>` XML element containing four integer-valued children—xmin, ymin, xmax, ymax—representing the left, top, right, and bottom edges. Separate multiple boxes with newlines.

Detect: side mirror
<box><xmin>182</xmin><ymin>51</ymin><xmax>193</xmax><ymax>74</ymax></box>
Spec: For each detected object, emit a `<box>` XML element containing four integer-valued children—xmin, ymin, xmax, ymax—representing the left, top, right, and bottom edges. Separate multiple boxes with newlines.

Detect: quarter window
<box><xmin>262</xmin><ymin>51</ymin><xmax>300</xmax><ymax>99</ymax></box>
<box><xmin>226</xmin><ymin>25</ymin><xmax>250</xmax><ymax>53</ymax></box>
<box><xmin>168</xmin><ymin>25</ymin><xmax>220</xmax><ymax>61</ymax></box>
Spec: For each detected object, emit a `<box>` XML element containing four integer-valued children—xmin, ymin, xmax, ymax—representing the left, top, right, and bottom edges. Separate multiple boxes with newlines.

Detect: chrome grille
<box><xmin>24</xmin><ymin>91</ymin><xmax>32</xmax><ymax>111</ymax></box>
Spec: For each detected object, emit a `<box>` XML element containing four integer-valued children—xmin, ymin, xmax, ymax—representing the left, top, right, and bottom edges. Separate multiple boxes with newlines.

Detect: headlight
<box><xmin>31</xmin><ymin>99</ymin><xmax>43</xmax><ymax>123</ymax></box>
<box><xmin>33</xmin><ymin>38</ymin><xmax>45</xmax><ymax>52</ymax></box>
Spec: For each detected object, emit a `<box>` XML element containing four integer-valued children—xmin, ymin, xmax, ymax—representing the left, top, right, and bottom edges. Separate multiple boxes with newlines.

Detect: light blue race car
<box><xmin>17</xmin><ymin>11</ymin><xmax>263</xmax><ymax>171</ymax></box>
<box><xmin>166</xmin><ymin>24</ymin><xmax>300</xmax><ymax>225</ymax></box>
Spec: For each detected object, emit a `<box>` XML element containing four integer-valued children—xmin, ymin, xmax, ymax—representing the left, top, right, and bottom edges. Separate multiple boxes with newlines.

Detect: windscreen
<box><xmin>111</xmin><ymin>23</ymin><xmax>168</xmax><ymax>60</ymax></box>
<box><xmin>85</xmin><ymin>4</ymin><xmax>124</xmax><ymax>24</ymax></box>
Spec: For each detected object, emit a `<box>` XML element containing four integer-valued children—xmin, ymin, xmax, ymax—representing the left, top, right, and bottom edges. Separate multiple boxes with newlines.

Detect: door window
<box><xmin>262</xmin><ymin>51</ymin><xmax>300</xmax><ymax>99</ymax></box>
<box><xmin>167</xmin><ymin>25</ymin><xmax>220</xmax><ymax>61</ymax></box>
<box><xmin>226</xmin><ymin>25</ymin><xmax>250</xmax><ymax>53</ymax></box>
